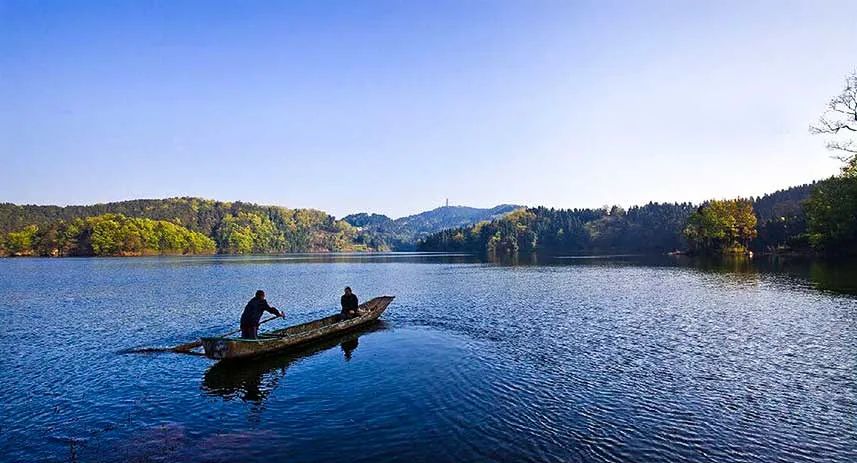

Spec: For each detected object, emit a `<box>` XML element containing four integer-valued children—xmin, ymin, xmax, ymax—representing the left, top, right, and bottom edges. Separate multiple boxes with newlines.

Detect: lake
<box><xmin>0</xmin><ymin>254</ymin><xmax>855</xmax><ymax>463</ymax></box>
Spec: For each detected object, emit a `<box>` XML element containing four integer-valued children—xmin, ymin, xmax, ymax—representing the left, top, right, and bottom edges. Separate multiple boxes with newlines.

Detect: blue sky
<box><xmin>1</xmin><ymin>1</ymin><xmax>854</xmax><ymax>218</ymax></box>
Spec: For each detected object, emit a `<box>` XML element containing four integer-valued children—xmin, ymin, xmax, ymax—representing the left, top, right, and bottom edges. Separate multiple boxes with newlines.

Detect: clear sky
<box><xmin>1</xmin><ymin>1</ymin><xmax>854</xmax><ymax>218</ymax></box>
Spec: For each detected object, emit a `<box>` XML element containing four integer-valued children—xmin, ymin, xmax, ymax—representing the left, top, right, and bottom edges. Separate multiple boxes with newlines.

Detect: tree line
<box><xmin>3</xmin><ymin>177</ymin><xmax>854</xmax><ymax>258</ymax></box>
<box><xmin>1</xmin><ymin>214</ymin><xmax>216</xmax><ymax>256</ymax></box>
<box><xmin>418</xmin><ymin>203</ymin><xmax>697</xmax><ymax>255</ymax></box>
<box><xmin>0</xmin><ymin>198</ymin><xmax>366</xmax><ymax>256</ymax></box>
<box><xmin>416</xmin><ymin>177</ymin><xmax>856</xmax><ymax>258</ymax></box>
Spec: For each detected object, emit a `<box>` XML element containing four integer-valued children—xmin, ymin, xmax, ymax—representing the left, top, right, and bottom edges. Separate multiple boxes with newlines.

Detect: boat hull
<box><xmin>201</xmin><ymin>296</ymin><xmax>394</xmax><ymax>361</ymax></box>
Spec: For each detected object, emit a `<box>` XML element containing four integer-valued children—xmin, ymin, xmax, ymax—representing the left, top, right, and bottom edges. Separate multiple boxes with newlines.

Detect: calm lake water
<box><xmin>1</xmin><ymin>254</ymin><xmax>855</xmax><ymax>463</ymax></box>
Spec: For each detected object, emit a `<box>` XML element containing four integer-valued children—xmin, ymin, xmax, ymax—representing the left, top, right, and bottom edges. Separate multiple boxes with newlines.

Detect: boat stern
<box><xmin>200</xmin><ymin>337</ymin><xmax>233</xmax><ymax>360</ymax></box>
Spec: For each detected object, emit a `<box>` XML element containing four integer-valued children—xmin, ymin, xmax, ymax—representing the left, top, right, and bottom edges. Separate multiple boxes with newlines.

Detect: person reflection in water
<box><xmin>340</xmin><ymin>286</ymin><xmax>359</xmax><ymax>319</ymax></box>
<box><xmin>341</xmin><ymin>338</ymin><xmax>359</xmax><ymax>361</ymax></box>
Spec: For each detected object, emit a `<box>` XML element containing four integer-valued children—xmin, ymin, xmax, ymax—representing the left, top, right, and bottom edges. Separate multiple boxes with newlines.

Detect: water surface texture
<box><xmin>0</xmin><ymin>254</ymin><xmax>855</xmax><ymax>462</ymax></box>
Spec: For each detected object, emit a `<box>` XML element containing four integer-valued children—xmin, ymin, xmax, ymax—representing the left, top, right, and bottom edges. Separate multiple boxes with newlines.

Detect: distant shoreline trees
<box><xmin>415</xmin><ymin>181</ymin><xmax>857</xmax><ymax>258</ymax></box>
<box><xmin>1</xmin><ymin>181</ymin><xmax>852</xmax><ymax>258</ymax></box>
<box><xmin>0</xmin><ymin>198</ymin><xmax>366</xmax><ymax>256</ymax></box>
<box><xmin>1</xmin><ymin>214</ymin><xmax>216</xmax><ymax>257</ymax></box>
<box><xmin>418</xmin><ymin>203</ymin><xmax>698</xmax><ymax>256</ymax></box>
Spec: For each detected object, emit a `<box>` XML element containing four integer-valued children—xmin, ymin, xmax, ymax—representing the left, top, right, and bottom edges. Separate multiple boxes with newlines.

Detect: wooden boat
<box><xmin>200</xmin><ymin>295</ymin><xmax>394</xmax><ymax>361</ymax></box>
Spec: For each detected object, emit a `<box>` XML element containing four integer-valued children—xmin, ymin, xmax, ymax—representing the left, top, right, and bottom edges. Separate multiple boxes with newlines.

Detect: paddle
<box><xmin>172</xmin><ymin>314</ymin><xmax>281</xmax><ymax>353</ymax></box>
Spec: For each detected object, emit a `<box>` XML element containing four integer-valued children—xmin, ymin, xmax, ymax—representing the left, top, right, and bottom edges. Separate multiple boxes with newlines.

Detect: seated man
<box><xmin>240</xmin><ymin>290</ymin><xmax>283</xmax><ymax>339</ymax></box>
<box><xmin>340</xmin><ymin>287</ymin><xmax>359</xmax><ymax>319</ymax></box>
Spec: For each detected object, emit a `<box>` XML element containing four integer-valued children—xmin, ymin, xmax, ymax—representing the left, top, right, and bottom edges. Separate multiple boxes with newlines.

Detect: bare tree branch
<box><xmin>811</xmin><ymin>71</ymin><xmax>857</xmax><ymax>167</ymax></box>
<box><xmin>827</xmin><ymin>140</ymin><xmax>857</xmax><ymax>155</ymax></box>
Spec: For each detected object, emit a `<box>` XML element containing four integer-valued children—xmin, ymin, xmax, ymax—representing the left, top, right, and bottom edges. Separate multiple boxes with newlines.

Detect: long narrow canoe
<box><xmin>200</xmin><ymin>295</ymin><xmax>394</xmax><ymax>361</ymax></box>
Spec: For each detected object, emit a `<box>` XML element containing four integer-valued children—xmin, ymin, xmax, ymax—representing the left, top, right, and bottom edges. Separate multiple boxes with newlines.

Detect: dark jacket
<box><xmin>241</xmin><ymin>297</ymin><xmax>278</xmax><ymax>328</ymax></box>
<box><xmin>341</xmin><ymin>293</ymin><xmax>358</xmax><ymax>313</ymax></box>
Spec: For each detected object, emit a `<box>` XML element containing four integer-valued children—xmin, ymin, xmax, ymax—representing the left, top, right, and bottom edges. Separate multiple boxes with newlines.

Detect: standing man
<box><xmin>240</xmin><ymin>290</ymin><xmax>283</xmax><ymax>339</ymax></box>
<box><xmin>340</xmin><ymin>287</ymin><xmax>359</xmax><ymax>318</ymax></box>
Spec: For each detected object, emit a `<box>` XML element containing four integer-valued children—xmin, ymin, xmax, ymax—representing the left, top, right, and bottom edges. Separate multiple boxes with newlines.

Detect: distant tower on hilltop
<box><xmin>445</xmin><ymin>198</ymin><xmax>449</xmax><ymax>207</ymax></box>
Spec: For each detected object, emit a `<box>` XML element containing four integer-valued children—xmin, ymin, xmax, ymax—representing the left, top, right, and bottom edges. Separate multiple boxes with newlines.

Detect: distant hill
<box><xmin>344</xmin><ymin>204</ymin><xmax>523</xmax><ymax>250</ymax></box>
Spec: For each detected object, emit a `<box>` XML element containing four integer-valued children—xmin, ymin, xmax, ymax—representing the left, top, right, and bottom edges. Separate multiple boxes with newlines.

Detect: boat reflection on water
<box><xmin>340</xmin><ymin>337</ymin><xmax>359</xmax><ymax>361</ymax></box>
<box><xmin>201</xmin><ymin>321</ymin><xmax>388</xmax><ymax>403</ymax></box>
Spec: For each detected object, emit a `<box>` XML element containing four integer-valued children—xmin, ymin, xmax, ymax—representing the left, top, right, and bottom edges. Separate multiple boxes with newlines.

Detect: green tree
<box><xmin>1</xmin><ymin>214</ymin><xmax>217</xmax><ymax>257</ymax></box>
<box><xmin>804</xmin><ymin>176</ymin><xmax>857</xmax><ymax>255</ymax></box>
<box><xmin>219</xmin><ymin>215</ymin><xmax>254</xmax><ymax>254</ymax></box>
<box><xmin>89</xmin><ymin>215</ymin><xmax>122</xmax><ymax>255</ymax></box>
<box><xmin>5</xmin><ymin>224</ymin><xmax>38</xmax><ymax>255</ymax></box>
<box><xmin>1</xmin><ymin>198</ymin><xmax>378</xmax><ymax>254</ymax></box>
<box><xmin>683</xmin><ymin>199</ymin><xmax>757</xmax><ymax>254</ymax></box>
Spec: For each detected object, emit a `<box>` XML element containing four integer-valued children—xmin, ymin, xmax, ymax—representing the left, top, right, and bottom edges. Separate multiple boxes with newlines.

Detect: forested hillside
<box><xmin>750</xmin><ymin>183</ymin><xmax>814</xmax><ymax>252</ymax></box>
<box><xmin>752</xmin><ymin>183</ymin><xmax>815</xmax><ymax>223</ymax></box>
<box><xmin>344</xmin><ymin>204</ymin><xmax>521</xmax><ymax>250</ymax></box>
<box><xmin>417</xmin><ymin>180</ymin><xmax>854</xmax><ymax>257</ymax></box>
<box><xmin>3</xmin><ymin>177</ymin><xmax>853</xmax><ymax>258</ymax></box>
<box><xmin>418</xmin><ymin>204</ymin><xmax>696</xmax><ymax>255</ymax></box>
<box><xmin>1</xmin><ymin>199</ymin><xmax>523</xmax><ymax>255</ymax></box>
<box><xmin>0</xmin><ymin>198</ymin><xmax>363</xmax><ymax>255</ymax></box>
<box><xmin>1</xmin><ymin>214</ymin><xmax>216</xmax><ymax>256</ymax></box>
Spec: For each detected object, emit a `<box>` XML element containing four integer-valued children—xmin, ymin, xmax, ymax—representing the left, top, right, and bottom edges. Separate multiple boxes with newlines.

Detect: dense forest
<box><xmin>4</xmin><ymin>178</ymin><xmax>853</xmax><ymax>258</ymax></box>
<box><xmin>752</xmin><ymin>183</ymin><xmax>815</xmax><ymax>223</ymax></box>
<box><xmin>750</xmin><ymin>183</ymin><xmax>815</xmax><ymax>253</ymax></box>
<box><xmin>418</xmin><ymin>203</ymin><xmax>696</xmax><ymax>255</ymax></box>
<box><xmin>1</xmin><ymin>214</ymin><xmax>216</xmax><ymax>256</ymax></box>
<box><xmin>0</xmin><ymin>198</ymin><xmax>363</xmax><ymax>256</ymax></box>
<box><xmin>3</xmin><ymin>179</ymin><xmax>854</xmax><ymax>258</ymax></box>
<box><xmin>417</xmin><ymin>179</ymin><xmax>856</xmax><ymax>257</ymax></box>
<box><xmin>804</xmin><ymin>175</ymin><xmax>857</xmax><ymax>255</ymax></box>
